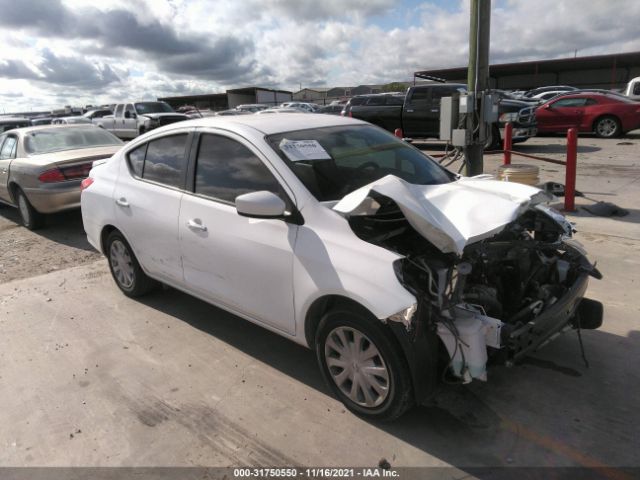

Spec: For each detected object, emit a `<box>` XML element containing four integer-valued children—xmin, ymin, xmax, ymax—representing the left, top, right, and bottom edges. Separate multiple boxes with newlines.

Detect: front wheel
<box><xmin>315</xmin><ymin>309</ymin><xmax>413</xmax><ymax>421</ymax></box>
<box><xmin>595</xmin><ymin>116</ymin><xmax>621</xmax><ymax>138</ymax></box>
<box><xmin>106</xmin><ymin>230</ymin><xmax>157</xmax><ymax>297</ymax></box>
<box><xmin>15</xmin><ymin>188</ymin><xmax>44</xmax><ymax>230</ymax></box>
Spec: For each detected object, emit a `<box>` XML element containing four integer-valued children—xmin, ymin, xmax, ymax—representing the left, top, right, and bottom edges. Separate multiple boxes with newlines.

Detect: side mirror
<box><xmin>544</xmin><ymin>103</ymin><xmax>552</xmax><ymax>109</ymax></box>
<box><xmin>124</xmin><ymin>111</ymin><xmax>131</xmax><ymax>119</ymax></box>
<box><xmin>236</xmin><ymin>191</ymin><xmax>286</xmax><ymax>219</ymax></box>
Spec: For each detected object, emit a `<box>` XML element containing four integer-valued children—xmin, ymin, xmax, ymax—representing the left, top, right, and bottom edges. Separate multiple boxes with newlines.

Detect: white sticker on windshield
<box><xmin>279</xmin><ymin>139</ymin><xmax>332</xmax><ymax>162</ymax></box>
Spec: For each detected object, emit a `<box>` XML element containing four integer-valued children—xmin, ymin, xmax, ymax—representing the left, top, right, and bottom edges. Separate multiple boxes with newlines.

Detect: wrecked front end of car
<box><xmin>335</xmin><ymin>175</ymin><xmax>603</xmax><ymax>402</ymax></box>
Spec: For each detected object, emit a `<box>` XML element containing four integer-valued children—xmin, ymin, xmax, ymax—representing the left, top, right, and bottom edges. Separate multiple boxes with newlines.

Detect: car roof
<box><xmin>157</xmin><ymin>112</ymin><xmax>366</xmax><ymax>135</ymax></box>
<box><xmin>4</xmin><ymin>124</ymin><xmax>100</xmax><ymax>135</ymax></box>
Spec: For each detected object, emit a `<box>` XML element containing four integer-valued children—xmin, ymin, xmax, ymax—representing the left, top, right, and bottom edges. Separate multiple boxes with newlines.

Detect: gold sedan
<box><xmin>0</xmin><ymin>124</ymin><xmax>123</xmax><ymax>229</ymax></box>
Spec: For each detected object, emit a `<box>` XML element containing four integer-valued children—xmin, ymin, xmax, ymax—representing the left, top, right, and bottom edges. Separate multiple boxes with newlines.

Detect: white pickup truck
<box><xmin>94</xmin><ymin>101</ymin><xmax>188</xmax><ymax>139</ymax></box>
<box><xmin>624</xmin><ymin>76</ymin><xmax>640</xmax><ymax>101</ymax></box>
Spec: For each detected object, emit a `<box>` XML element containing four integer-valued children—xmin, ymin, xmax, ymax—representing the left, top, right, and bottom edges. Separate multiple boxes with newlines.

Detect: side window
<box><xmin>114</xmin><ymin>105</ymin><xmax>124</xmax><ymax>118</ymax></box>
<box><xmin>127</xmin><ymin>143</ymin><xmax>147</xmax><ymax>177</ymax></box>
<box><xmin>0</xmin><ymin>136</ymin><xmax>17</xmax><ymax>160</ymax></box>
<box><xmin>194</xmin><ymin>134</ymin><xmax>282</xmax><ymax>204</ymax></box>
<box><xmin>431</xmin><ymin>86</ymin><xmax>457</xmax><ymax>101</ymax></box>
<box><xmin>125</xmin><ymin>104</ymin><xmax>135</xmax><ymax>117</ymax></box>
<box><xmin>584</xmin><ymin>98</ymin><xmax>598</xmax><ymax>106</ymax></box>
<box><xmin>553</xmin><ymin>98</ymin><xmax>587</xmax><ymax>108</ymax></box>
<box><xmin>366</xmin><ymin>96</ymin><xmax>385</xmax><ymax>106</ymax></box>
<box><xmin>407</xmin><ymin>88</ymin><xmax>429</xmax><ymax>105</ymax></box>
<box><xmin>385</xmin><ymin>96</ymin><xmax>404</xmax><ymax>106</ymax></box>
<box><xmin>634</xmin><ymin>83</ymin><xmax>640</xmax><ymax>95</ymax></box>
<box><xmin>142</xmin><ymin>134</ymin><xmax>188</xmax><ymax>188</ymax></box>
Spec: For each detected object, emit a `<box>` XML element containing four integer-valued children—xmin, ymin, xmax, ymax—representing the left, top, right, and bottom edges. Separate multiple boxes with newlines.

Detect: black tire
<box><xmin>594</xmin><ymin>115</ymin><xmax>621</xmax><ymax>138</ymax></box>
<box><xmin>485</xmin><ymin>124</ymin><xmax>502</xmax><ymax>150</ymax></box>
<box><xmin>139</xmin><ymin>127</ymin><xmax>146</xmax><ymax>136</ymax></box>
<box><xmin>315</xmin><ymin>308</ymin><xmax>413</xmax><ymax>421</ymax></box>
<box><xmin>105</xmin><ymin>230</ymin><xmax>157</xmax><ymax>297</ymax></box>
<box><xmin>15</xmin><ymin>187</ymin><xmax>45</xmax><ymax>230</ymax></box>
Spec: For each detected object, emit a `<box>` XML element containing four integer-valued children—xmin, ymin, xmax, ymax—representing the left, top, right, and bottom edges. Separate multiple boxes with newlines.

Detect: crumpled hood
<box><xmin>333</xmin><ymin>174</ymin><xmax>554</xmax><ymax>255</ymax></box>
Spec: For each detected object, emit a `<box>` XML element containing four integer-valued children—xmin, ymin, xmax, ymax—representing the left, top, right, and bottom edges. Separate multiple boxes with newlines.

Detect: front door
<box><xmin>179</xmin><ymin>131</ymin><xmax>297</xmax><ymax>335</ymax></box>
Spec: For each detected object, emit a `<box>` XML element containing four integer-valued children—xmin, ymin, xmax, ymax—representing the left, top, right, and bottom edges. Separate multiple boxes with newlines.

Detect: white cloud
<box><xmin>0</xmin><ymin>0</ymin><xmax>638</xmax><ymax>113</ymax></box>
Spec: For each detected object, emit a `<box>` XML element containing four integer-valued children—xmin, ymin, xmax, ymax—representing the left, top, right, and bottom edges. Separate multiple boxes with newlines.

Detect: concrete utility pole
<box><xmin>464</xmin><ymin>0</ymin><xmax>492</xmax><ymax>176</ymax></box>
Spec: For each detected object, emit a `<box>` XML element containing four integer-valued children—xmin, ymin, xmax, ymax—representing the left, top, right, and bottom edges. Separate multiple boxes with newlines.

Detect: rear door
<box><xmin>114</xmin><ymin>131</ymin><xmax>192</xmax><ymax>283</ymax></box>
<box><xmin>179</xmin><ymin>131</ymin><xmax>297</xmax><ymax>334</ymax></box>
<box><xmin>0</xmin><ymin>134</ymin><xmax>18</xmax><ymax>203</ymax></box>
<box><xmin>402</xmin><ymin>87</ymin><xmax>430</xmax><ymax>137</ymax></box>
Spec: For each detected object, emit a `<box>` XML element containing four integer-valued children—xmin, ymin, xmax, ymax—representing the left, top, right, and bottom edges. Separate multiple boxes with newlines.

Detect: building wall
<box><xmin>227</xmin><ymin>93</ymin><xmax>255</xmax><ymax>109</ymax></box>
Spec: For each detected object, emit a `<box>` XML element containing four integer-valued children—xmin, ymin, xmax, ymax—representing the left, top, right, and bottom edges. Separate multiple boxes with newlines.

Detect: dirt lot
<box><xmin>0</xmin><ymin>132</ymin><xmax>638</xmax><ymax>472</ymax></box>
<box><xmin>0</xmin><ymin>208</ymin><xmax>100</xmax><ymax>283</ymax></box>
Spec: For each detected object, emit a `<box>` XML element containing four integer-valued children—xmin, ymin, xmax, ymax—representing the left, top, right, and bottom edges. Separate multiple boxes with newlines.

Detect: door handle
<box><xmin>115</xmin><ymin>197</ymin><xmax>130</xmax><ymax>208</ymax></box>
<box><xmin>187</xmin><ymin>219</ymin><xmax>207</xmax><ymax>232</ymax></box>
<box><xmin>406</xmin><ymin>109</ymin><xmax>414</xmax><ymax>113</ymax></box>
<box><xmin>431</xmin><ymin>109</ymin><xmax>439</xmax><ymax>112</ymax></box>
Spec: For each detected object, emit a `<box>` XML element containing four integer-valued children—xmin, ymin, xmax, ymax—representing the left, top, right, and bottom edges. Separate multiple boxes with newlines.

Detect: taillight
<box><xmin>38</xmin><ymin>162</ymin><xmax>93</xmax><ymax>183</ymax></box>
<box><xmin>80</xmin><ymin>177</ymin><xmax>94</xmax><ymax>192</ymax></box>
<box><xmin>38</xmin><ymin>168</ymin><xmax>66</xmax><ymax>183</ymax></box>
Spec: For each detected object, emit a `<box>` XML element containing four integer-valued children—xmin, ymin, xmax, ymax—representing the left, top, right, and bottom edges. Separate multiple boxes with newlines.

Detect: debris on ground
<box><xmin>582</xmin><ymin>201</ymin><xmax>629</xmax><ymax>217</ymax></box>
<box><xmin>538</xmin><ymin>181</ymin><xmax>584</xmax><ymax>197</ymax></box>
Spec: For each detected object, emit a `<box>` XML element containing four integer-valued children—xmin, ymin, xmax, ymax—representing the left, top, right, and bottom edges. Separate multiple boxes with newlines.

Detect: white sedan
<box><xmin>80</xmin><ymin>114</ymin><xmax>602</xmax><ymax>420</ymax></box>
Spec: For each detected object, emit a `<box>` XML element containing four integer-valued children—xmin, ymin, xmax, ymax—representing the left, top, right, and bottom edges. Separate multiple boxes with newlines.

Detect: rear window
<box><xmin>141</xmin><ymin>134</ymin><xmax>188</xmax><ymax>188</ymax></box>
<box><xmin>24</xmin><ymin>127</ymin><xmax>122</xmax><ymax>154</ymax></box>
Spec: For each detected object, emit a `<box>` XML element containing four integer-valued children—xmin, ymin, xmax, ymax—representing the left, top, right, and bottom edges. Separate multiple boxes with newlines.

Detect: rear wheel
<box><xmin>15</xmin><ymin>188</ymin><xmax>44</xmax><ymax>230</ymax></box>
<box><xmin>105</xmin><ymin>230</ymin><xmax>157</xmax><ymax>297</ymax></box>
<box><xmin>315</xmin><ymin>309</ymin><xmax>413</xmax><ymax>421</ymax></box>
<box><xmin>594</xmin><ymin>116</ymin><xmax>621</xmax><ymax>138</ymax></box>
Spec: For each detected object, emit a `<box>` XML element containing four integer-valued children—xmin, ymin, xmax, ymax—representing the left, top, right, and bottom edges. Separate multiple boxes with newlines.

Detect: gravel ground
<box><xmin>0</xmin><ymin>207</ymin><xmax>101</xmax><ymax>284</ymax></box>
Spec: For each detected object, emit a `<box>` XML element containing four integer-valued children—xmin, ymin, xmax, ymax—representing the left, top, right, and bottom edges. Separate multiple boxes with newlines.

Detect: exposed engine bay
<box><xmin>336</xmin><ymin>175</ymin><xmax>603</xmax><ymax>385</ymax></box>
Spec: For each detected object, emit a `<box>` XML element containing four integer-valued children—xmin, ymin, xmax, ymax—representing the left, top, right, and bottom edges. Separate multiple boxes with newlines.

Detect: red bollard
<box><xmin>564</xmin><ymin>128</ymin><xmax>577</xmax><ymax>212</ymax></box>
<box><xmin>394</xmin><ymin>128</ymin><xmax>403</xmax><ymax>139</ymax></box>
<box><xmin>503</xmin><ymin>122</ymin><xmax>512</xmax><ymax>165</ymax></box>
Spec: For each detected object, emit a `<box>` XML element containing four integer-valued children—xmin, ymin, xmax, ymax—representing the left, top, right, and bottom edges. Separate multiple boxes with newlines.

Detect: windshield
<box><xmin>134</xmin><ymin>102</ymin><xmax>174</xmax><ymax>114</ymax></box>
<box><xmin>24</xmin><ymin>127</ymin><xmax>123</xmax><ymax>154</ymax></box>
<box><xmin>267</xmin><ymin>125</ymin><xmax>454</xmax><ymax>202</ymax></box>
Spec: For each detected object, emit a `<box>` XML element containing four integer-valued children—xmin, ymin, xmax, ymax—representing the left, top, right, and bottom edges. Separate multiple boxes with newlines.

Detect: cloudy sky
<box><xmin>0</xmin><ymin>0</ymin><xmax>638</xmax><ymax>112</ymax></box>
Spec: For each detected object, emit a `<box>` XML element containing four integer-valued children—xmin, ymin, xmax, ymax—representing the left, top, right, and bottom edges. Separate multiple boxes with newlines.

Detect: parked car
<box><xmin>94</xmin><ymin>102</ymin><xmax>188</xmax><ymax>139</ymax></box>
<box><xmin>530</xmin><ymin>90</ymin><xmax>570</xmax><ymax>103</ymax></box>
<box><xmin>0</xmin><ymin>117</ymin><xmax>31</xmax><ymax>132</ymax></box>
<box><xmin>256</xmin><ymin>108</ymin><xmax>306</xmax><ymax>114</ymax></box>
<box><xmin>81</xmin><ymin>114</ymin><xmax>602</xmax><ymax>420</ymax></box>
<box><xmin>215</xmin><ymin>109</ymin><xmax>253</xmax><ymax>116</ymax></box>
<box><xmin>344</xmin><ymin>85</ymin><xmax>537</xmax><ymax>149</ymax></box>
<box><xmin>280</xmin><ymin>102</ymin><xmax>319</xmax><ymax>113</ymax></box>
<box><xmin>30</xmin><ymin>117</ymin><xmax>52</xmax><ymax>126</ymax></box>
<box><xmin>523</xmin><ymin>85</ymin><xmax>577</xmax><ymax>98</ymax></box>
<box><xmin>317</xmin><ymin>104</ymin><xmax>344</xmax><ymax>115</ymax></box>
<box><xmin>83</xmin><ymin>109</ymin><xmax>113</xmax><ymax>120</ymax></box>
<box><xmin>236</xmin><ymin>104</ymin><xmax>270</xmax><ymax>113</ymax></box>
<box><xmin>535</xmin><ymin>92</ymin><xmax>640</xmax><ymax>138</ymax></box>
<box><xmin>0</xmin><ymin>125</ymin><xmax>122</xmax><ymax>229</ymax></box>
<box><xmin>51</xmin><ymin>116</ymin><xmax>93</xmax><ymax>125</ymax></box>
<box><xmin>624</xmin><ymin>76</ymin><xmax>640</xmax><ymax>101</ymax></box>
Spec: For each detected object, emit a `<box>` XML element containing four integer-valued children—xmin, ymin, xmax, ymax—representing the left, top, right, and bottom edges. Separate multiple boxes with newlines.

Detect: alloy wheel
<box><xmin>597</xmin><ymin>118</ymin><xmax>618</xmax><ymax>137</ymax></box>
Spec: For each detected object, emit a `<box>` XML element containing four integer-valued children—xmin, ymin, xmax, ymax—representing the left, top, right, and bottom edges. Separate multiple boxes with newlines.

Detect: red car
<box><xmin>535</xmin><ymin>93</ymin><xmax>640</xmax><ymax>138</ymax></box>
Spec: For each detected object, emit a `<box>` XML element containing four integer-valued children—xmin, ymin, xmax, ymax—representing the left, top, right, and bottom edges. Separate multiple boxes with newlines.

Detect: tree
<box><xmin>381</xmin><ymin>82</ymin><xmax>408</xmax><ymax>93</ymax></box>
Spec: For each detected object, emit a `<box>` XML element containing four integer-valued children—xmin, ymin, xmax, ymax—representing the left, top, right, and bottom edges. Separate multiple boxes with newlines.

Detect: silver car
<box><xmin>0</xmin><ymin>124</ymin><xmax>123</xmax><ymax>229</ymax></box>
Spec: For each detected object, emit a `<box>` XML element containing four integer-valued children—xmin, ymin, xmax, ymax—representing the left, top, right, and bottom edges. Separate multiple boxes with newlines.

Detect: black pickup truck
<box><xmin>342</xmin><ymin>83</ymin><xmax>537</xmax><ymax>149</ymax></box>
